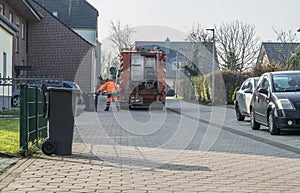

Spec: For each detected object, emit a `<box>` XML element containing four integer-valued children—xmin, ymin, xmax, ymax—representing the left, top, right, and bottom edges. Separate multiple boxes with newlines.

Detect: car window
<box><xmin>254</xmin><ymin>78</ymin><xmax>259</xmax><ymax>87</ymax></box>
<box><xmin>258</xmin><ymin>77</ymin><xmax>269</xmax><ymax>91</ymax></box>
<box><xmin>241</xmin><ymin>80</ymin><xmax>249</xmax><ymax>90</ymax></box>
<box><xmin>273</xmin><ymin>73</ymin><xmax>300</xmax><ymax>91</ymax></box>
<box><xmin>248</xmin><ymin>82</ymin><xmax>253</xmax><ymax>91</ymax></box>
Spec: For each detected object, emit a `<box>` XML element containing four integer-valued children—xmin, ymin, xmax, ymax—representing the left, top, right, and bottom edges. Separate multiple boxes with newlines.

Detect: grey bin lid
<box><xmin>47</xmin><ymin>87</ymin><xmax>80</xmax><ymax>94</ymax></box>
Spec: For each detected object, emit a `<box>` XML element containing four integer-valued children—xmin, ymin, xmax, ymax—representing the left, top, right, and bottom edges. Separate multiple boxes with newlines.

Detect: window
<box><xmin>52</xmin><ymin>11</ymin><xmax>58</xmax><ymax>17</ymax></box>
<box><xmin>131</xmin><ymin>54</ymin><xmax>144</xmax><ymax>81</ymax></box>
<box><xmin>261</xmin><ymin>77</ymin><xmax>269</xmax><ymax>90</ymax></box>
<box><xmin>16</xmin><ymin>16</ymin><xmax>19</xmax><ymax>26</ymax></box>
<box><xmin>241</xmin><ymin>80</ymin><xmax>249</xmax><ymax>90</ymax></box>
<box><xmin>9</xmin><ymin>11</ymin><xmax>13</xmax><ymax>22</ymax></box>
<box><xmin>21</xmin><ymin>23</ymin><xmax>25</xmax><ymax>39</ymax></box>
<box><xmin>15</xmin><ymin>37</ymin><xmax>19</xmax><ymax>53</ymax></box>
<box><xmin>0</xmin><ymin>4</ymin><xmax>3</xmax><ymax>15</ymax></box>
<box><xmin>3</xmin><ymin>52</ymin><xmax>7</xmax><ymax>78</ymax></box>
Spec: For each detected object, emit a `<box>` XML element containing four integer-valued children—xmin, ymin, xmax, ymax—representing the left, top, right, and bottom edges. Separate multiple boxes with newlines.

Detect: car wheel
<box><xmin>250</xmin><ymin>109</ymin><xmax>260</xmax><ymax>130</ymax></box>
<box><xmin>268</xmin><ymin>111</ymin><xmax>280</xmax><ymax>135</ymax></box>
<box><xmin>235</xmin><ymin>104</ymin><xmax>245</xmax><ymax>121</ymax></box>
<box><xmin>12</xmin><ymin>95</ymin><xmax>20</xmax><ymax>107</ymax></box>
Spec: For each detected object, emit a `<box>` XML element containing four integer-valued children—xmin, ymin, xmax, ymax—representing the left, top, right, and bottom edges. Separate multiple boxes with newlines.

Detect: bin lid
<box><xmin>47</xmin><ymin>87</ymin><xmax>80</xmax><ymax>94</ymax></box>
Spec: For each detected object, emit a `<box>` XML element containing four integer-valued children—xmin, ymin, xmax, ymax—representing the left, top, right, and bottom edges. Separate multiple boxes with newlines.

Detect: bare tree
<box><xmin>186</xmin><ymin>23</ymin><xmax>211</xmax><ymax>42</ymax></box>
<box><xmin>216</xmin><ymin>21</ymin><xmax>260</xmax><ymax>72</ymax></box>
<box><xmin>108</xmin><ymin>20</ymin><xmax>135</xmax><ymax>52</ymax></box>
<box><xmin>287</xmin><ymin>45</ymin><xmax>300</xmax><ymax>70</ymax></box>
<box><xmin>101</xmin><ymin>50</ymin><xmax>119</xmax><ymax>78</ymax></box>
<box><xmin>273</xmin><ymin>28</ymin><xmax>298</xmax><ymax>43</ymax></box>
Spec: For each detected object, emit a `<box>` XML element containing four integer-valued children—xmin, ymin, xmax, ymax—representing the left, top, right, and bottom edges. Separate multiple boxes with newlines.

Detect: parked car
<box><xmin>11</xmin><ymin>80</ymin><xmax>83</xmax><ymax>107</ymax></box>
<box><xmin>235</xmin><ymin>77</ymin><xmax>259</xmax><ymax>121</ymax></box>
<box><xmin>250</xmin><ymin>71</ymin><xmax>300</xmax><ymax>135</ymax></box>
<box><xmin>11</xmin><ymin>89</ymin><xmax>21</xmax><ymax>107</ymax></box>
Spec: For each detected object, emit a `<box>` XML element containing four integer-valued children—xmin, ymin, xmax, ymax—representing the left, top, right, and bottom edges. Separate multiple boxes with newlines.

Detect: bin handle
<box><xmin>41</xmin><ymin>83</ymin><xmax>48</xmax><ymax>118</ymax></box>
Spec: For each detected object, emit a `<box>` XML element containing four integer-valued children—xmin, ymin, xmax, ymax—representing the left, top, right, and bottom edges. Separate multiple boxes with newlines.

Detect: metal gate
<box><xmin>19</xmin><ymin>84</ymin><xmax>48</xmax><ymax>152</ymax></box>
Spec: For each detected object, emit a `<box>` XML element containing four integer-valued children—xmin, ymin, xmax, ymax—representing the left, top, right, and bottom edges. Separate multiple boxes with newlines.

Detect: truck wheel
<box><xmin>42</xmin><ymin>140</ymin><xmax>56</xmax><ymax>156</ymax></box>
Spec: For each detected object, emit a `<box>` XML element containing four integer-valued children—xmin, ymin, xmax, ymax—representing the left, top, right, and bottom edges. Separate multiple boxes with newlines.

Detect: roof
<box><xmin>34</xmin><ymin>0</ymin><xmax>98</xmax><ymax>29</ymax></box>
<box><xmin>262</xmin><ymin>42</ymin><xmax>300</xmax><ymax>65</ymax></box>
<box><xmin>6</xmin><ymin>0</ymin><xmax>43</xmax><ymax>22</ymax></box>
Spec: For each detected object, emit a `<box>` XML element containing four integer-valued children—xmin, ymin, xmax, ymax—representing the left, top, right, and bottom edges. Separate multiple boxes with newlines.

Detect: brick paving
<box><xmin>0</xmin><ymin>98</ymin><xmax>299</xmax><ymax>192</ymax></box>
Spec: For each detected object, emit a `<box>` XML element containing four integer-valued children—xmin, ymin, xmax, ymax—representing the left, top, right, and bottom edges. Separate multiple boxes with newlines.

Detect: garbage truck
<box><xmin>118</xmin><ymin>50</ymin><xmax>167</xmax><ymax>109</ymax></box>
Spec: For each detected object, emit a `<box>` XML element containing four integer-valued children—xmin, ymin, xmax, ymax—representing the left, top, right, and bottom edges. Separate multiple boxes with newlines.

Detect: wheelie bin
<box><xmin>42</xmin><ymin>87</ymin><xmax>79</xmax><ymax>155</ymax></box>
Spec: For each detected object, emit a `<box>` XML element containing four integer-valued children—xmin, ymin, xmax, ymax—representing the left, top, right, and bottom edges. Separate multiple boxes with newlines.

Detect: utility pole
<box><xmin>206</xmin><ymin>28</ymin><xmax>215</xmax><ymax>105</ymax></box>
<box><xmin>175</xmin><ymin>52</ymin><xmax>178</xmax><ymax>98</ymax></box>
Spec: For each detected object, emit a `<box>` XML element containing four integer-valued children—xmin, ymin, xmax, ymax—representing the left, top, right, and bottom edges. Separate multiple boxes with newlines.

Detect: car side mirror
<box><xmin>258</xmin><ymin>88</ymin><xmax>268</xmax><ymax>95</ymax></box>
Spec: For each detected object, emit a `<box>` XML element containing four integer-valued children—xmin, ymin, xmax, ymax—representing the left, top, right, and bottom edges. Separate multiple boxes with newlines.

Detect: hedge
<box><xmin>181</xmin><ymin>71</ymin><xmax>247</xmax><ymax>105</ymax></box>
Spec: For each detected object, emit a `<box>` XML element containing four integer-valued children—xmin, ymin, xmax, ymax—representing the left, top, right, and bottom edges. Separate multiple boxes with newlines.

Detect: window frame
<box><xmin>16</xmin><ymin>15</ymin><xmax>20</xmax><ymax>26</ymax></box>
<box><xmin>9</xmin><ymin>11</ymin><xmax>13</xmax><ymax>22</ymax></box>
<box><xmin>15</xmin><ymin>36</ymin><xmax>19</xmax><ymax>53</ymax></box>
<box><xmin>0</xmin><ymin>3</ymin><xmax>4</xmax><ymax>15</ymax></box>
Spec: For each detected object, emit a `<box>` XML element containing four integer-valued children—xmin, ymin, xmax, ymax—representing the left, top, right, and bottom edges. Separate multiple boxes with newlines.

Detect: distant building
<box><xmin>256</xmin><ymin>42</ymin><xmax>300</xmax><ymax>68</ymax></box>
<box><xmin>135</xmin><ymin>40</ymin><xmax>215</xmax><ymax>88</ymax></box>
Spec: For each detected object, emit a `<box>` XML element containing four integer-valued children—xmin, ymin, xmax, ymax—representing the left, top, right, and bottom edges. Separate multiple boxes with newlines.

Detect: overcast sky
<box><xmin>87</xmin><ymin>0</ymin><xmax>300</xmax><ymax>43</ymax></box>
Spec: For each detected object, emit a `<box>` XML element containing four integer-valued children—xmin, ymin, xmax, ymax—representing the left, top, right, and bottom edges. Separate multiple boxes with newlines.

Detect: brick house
<box><xmin>0</xmin><ymin>0</ymin><xmax>42</xmax><ymax>108</ymax></box>
<box><xmin>34</xmin><ymin>0</ymin><xmax>102</xmax><ymax>89</ymax></box>
<box><xmin>27</xmin><ymin>0</ymin><xmax>100</xmax><ymax>93</ymax></box>
<box><xmin>0</xmin><ymin>0</ymin><xmax>42</xmax><ymax>78</ymax></box>
<box><xmin>256</xmin><ymin>42</ymin><xmax>300</xmax><ymax>68</ymax></box>
<box><xmin>0</xmin><ymin>0</ymin><xmax>100</xmax><ymax>94</ymax></box>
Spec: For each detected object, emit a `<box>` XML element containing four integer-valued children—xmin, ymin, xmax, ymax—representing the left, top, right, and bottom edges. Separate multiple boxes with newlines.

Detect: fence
<box><xmin>0</xmin><ymin>76</ymin><xmax>63</xmax><ymax>110</ymax></box>
<box><xmin>19</xmin><ymin>84</ymin><xmax>49</xmax><ymax>152</ymax></box>
<box><xmin>0</xmin><ymin>76</ymin><xmax>63</xmax><ymax>153</ymax></box>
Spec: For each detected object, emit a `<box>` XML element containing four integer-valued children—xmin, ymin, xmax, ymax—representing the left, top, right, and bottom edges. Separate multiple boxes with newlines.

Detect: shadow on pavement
<box><xmin>41</xmin><ymin>152</ymin><xmax>211</xmax><ymax>172</ymax></box>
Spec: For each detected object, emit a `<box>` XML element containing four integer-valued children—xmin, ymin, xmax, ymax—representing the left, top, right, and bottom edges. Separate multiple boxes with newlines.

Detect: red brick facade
<box><xmin>0</xmin><ymin>0</ymin><xmax>29</xmax><ymax>77</ymax></box>
<box><xmin>27</xmin><ymin>1</ymin><xmax>94</xmax><ymax>93</ymax></box>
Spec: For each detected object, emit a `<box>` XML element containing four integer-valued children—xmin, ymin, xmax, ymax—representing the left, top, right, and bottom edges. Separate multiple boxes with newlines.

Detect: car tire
<box><xmin>250</xmin><ymin>109</ymin><xmax>260</xmax><ymax>130</ymax></box>
<box><xmin>12</xmin><ymin>95</ymin><xmax>20</xmax><ymax>107</ymax></box>
<box><xmin>235</xmin><ymin>104</ymin><xmax>245</xmax><ymax>121</ymax></box>
<box><xmin>268</xmin><ymin>111</ymin><xmax>280</xmax><ymax>135</ymax></box>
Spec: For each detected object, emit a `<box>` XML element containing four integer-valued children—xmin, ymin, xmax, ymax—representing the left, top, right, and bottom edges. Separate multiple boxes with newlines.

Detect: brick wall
<box><xmin>0</xmin><ymin>0</ymin><xmax>28</xmax><ymax>77</ymax></box>
<box><xmin>27</xmin><ymin>1</ymin><xmax>94</xmax><ymax>93</ymax></box>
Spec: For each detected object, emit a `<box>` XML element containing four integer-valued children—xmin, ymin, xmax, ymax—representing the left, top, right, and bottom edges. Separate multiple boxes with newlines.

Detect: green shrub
<box><xmin>183</xmin><ymin>71</ymin><xmax>247</xmax><ymax>105</ymax></box>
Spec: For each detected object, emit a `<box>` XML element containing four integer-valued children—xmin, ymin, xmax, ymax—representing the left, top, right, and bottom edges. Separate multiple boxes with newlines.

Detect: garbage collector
<box><xmin>97</xmin><ymin>78</ymin><xmax>120</xmax><ymax>111</ymax></box>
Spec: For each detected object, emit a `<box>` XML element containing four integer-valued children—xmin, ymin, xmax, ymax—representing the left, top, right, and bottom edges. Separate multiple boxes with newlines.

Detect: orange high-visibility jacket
<box><xmin>97</xmin><ymin>81</ymin><xmax>118</xmax><ymax>94</ymax></box>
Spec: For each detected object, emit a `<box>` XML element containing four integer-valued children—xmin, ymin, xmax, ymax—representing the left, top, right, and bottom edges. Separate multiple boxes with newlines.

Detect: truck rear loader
<box><xmin>118</xmin><ymin>50</ymin><xmax>167</xmax><ymax>109</ymax></box>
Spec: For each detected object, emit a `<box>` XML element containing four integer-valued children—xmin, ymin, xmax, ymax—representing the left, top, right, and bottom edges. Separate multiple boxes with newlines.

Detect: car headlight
<box><xmin>277</xmin><ymin>99</ymin><xmax>295</xmax><ymax>110</ymax></box>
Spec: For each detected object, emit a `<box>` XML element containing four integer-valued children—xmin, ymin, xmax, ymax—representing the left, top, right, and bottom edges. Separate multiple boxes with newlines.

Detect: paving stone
<box><xmin>1</xmin><ymin>100</ymin><xmax>300</xmax><ymax>192</ymax></box>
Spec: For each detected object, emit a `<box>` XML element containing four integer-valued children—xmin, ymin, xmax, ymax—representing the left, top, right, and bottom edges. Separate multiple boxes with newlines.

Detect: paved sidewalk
<box><xmin>0</xmin><ymin>99</ymin><xmax>299</xmax><ymax>192</ymax></box>
<box><xmin>0</xmin><ymin>155</ymin><xmax>19</xmax><ymax>177</ymax></box>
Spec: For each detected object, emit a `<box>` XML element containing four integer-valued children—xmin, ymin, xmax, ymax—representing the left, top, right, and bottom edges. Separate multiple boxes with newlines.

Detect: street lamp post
<box><xmin>175</xmin><ymin>52</ymin><xmax>179</xmax><ymax>98</ymax></box>
<box><xmin>206</xmin><ymin>28</ymin><xmax>215</xmax><ymax>105</ymax></box>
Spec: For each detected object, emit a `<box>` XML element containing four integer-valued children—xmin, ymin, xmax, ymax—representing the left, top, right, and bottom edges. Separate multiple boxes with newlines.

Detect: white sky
<box><xmin>87</xmin><ymin>0</ymin><xmax>300</xmax><ymax>42</ymax></box>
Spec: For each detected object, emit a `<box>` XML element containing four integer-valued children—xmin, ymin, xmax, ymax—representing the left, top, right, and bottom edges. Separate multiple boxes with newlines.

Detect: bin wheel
<box><xmin>42</xmin><ymin>140</ymin><xmax>56</xmax><ymax>156</ymax></box>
